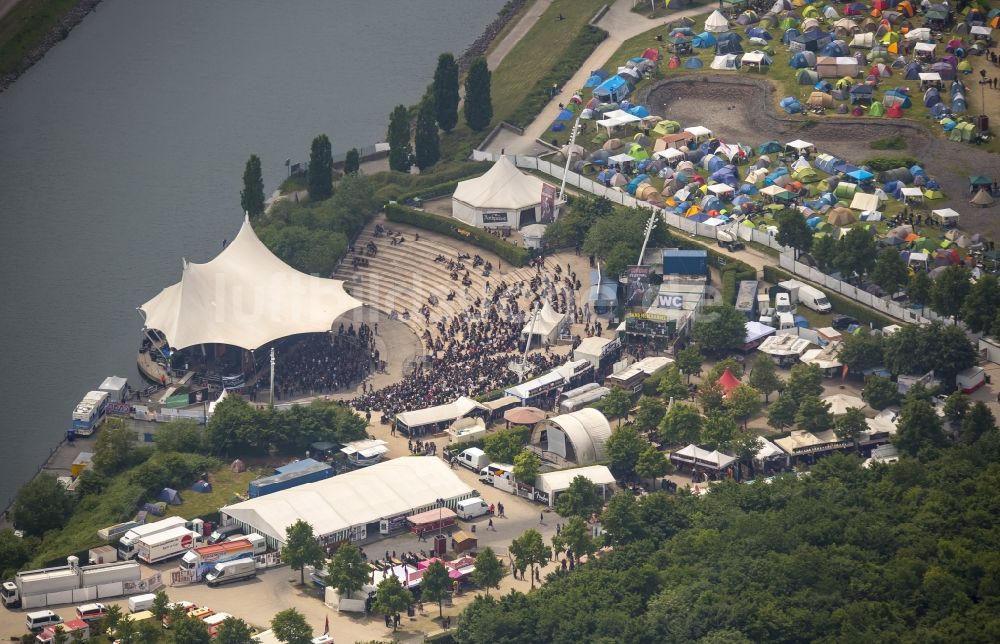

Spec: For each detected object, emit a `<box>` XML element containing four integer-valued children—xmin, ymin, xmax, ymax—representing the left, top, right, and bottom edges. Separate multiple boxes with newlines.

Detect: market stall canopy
<box><xmin>140</xmin><ymin>217</ymin><xmax>361</xmax><ymax>350</ymax></box>
<box><xmin>821</xmin><ymin>393</ymin><xmax>865</xmax><ymax>415</ymax></box>
<box><xmin>504</xmin><ymin>407</ymin><xmax>547</xmax><ymax>425</ymax></box>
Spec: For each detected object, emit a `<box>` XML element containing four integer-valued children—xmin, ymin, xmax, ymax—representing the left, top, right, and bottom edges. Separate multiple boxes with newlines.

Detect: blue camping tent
<box><xmin>952</xmin><ymin>94</ymin><xmax>967</xmax><ymax>112</ymax></box>
<box><xmin>789</xmin><ymin>51</ymin><xmax>813</xmax><ymax>68</ymax></box>
<box><xmin>684</xmin><ymin>56</ymin><xmax>704</xmax><ymax>68</ymax></box>
<box><xmin>594</xmin><ymin>75</ymin><xmax>631</xmax><ymax>103</ymax></box>
<box><xmin>747</xmin><ymin>27</ymin><xmax>772</xmax><ymax>40</ymax></box>
<box><xmin>192</xmin><ymin>480</ymin><xmax>212</xmax><ymax>493</ymax></box>
<box><xmin>693</xmin><ymin>32</ymin><xmax>718</xmax><ymax>48</ymax></box>
<box><xmin>821</xmin><ymin>41</ymin><xmax>850</xmax><ymax>57</ymax></box>
<box><xmin>158</xmin><ymin>487</ymin><xmax>182</xmax><ymax>505</ymax></box>
<box><xmin>783</xmin><ymin>28</ymin><xmax>801</xmax><ymax>45</ymax></box>
<box><xmin>628</xmin><ymin>105</ymin><xmax>650</xmax><ymax>118</ymax></box>
<box><xmin>779</xmin><ymin>96</ymin><xmax>803</xmax><ymax>113</ymax></box>
<box><xmin>904</xmin><ymin>62</ymin><xmax>921</xmax><ymax>80</ymax></box>
<box><xmin>585</xmin><ymin>75</ymin><xmax>603</xmax><ymax>88</ymax></box>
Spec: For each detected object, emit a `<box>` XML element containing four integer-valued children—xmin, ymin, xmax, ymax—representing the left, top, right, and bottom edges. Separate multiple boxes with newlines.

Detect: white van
<box><xmin>128</xmin><ymin>593</ymin><xmax>157</xmax><ymax>613</ymax></box>
<box><xmin>205</xmin><ymin>558</ymin><xmax>257</xmax><ymax>586</ymax></box>
<box><xmin>456</xmin><ymin>498</ymin><xmax>490</xmax><ymax>520</ymax></box>
<box><xmin>26</xmin><ymin>610</ymin><xmax>62</xmax><ymax>633</ymax></box>
<box><xmin>456</xmin><ymin>448</ymin><xmax>489</xmax><ymax>472</ymax></box>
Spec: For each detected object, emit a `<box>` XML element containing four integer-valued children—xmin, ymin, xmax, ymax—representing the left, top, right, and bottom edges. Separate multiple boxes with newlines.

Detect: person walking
<box><xmin>488</xmin><ymin>518</ymin><xmax>494</xmax><ymax>531</ymax></box>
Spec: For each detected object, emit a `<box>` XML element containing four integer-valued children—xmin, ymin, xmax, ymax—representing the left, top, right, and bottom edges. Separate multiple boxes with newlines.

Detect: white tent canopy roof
<box><xmin>705</xmin><ymin>9</ymin><xmax>730</xmax><ymax>32</ymax></box>
<box><xmin>850</xmin><ymin>192</ymin><xmax>880</xmax><ymax>212</ymax></box>
<box><xmin>671</xmin><ymin>444</ymin><xmax>736</xmax><ymax>470</ymax></box>
<box><xmin>535</xmin><ymin>465</ymin><xmax>616</xmax><ymax>495</ymax></box>
<box><xmin>522</xmin><ymin>301</ymin><xmax>567</xmax><ymax>339</ymax></box>
<box><xmin>221</xmin><ymin>457</ymin><xmax>474</xmax><ymax>546</ymax></box>
<box><xmin>542</xmin><ymin>408</ymin><xmax>612</xmax><ymax>464</ymax></box>
<box><xmin>140</xmin><ymin>217</ymin><xmax>361</xmax><ymax>350</ymax></box>
<box><xmin>684</xmin><ymin>125</ymin><xmax>712</xmax><ymax>138</ymax></box>
<box><xmin>452</xmin><ymin>155</ymin><xmax>546</xmax><ymax>211</ymax></box>
<box><xmin>395</xmin><ymin>396</ymin><xmax>487</xmax><ymax>429</ymax></box>
<box><xmin>786</xmin><ymin>139</ymin><xmax>815</xmax><ymax>152</ymax></box>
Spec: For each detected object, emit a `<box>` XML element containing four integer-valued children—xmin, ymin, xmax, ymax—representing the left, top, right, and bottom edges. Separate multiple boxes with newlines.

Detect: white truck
<box><xmin>776</xmin><ymin>279</ymin><xmax>832</xmax><ymax>313</ymax></box>
<box><xmin>2</xmin><ymin>559</ymin><xmax>140</xmax><ymax>609</ymax></box>
<box><xmin>117</xmin><ymin>516</ymin><xmax>190</xmax><ymax>560</ymax></box>
<box><xmin>455</xmin><ymin>447</ymin><xmax>490</xmax><ymax>472</ymax></box>
<box><xmin>180</xmin><ymin>535</ymin><xmax>263</xmax><ymax>581</ymax></box>
<box><xmin>135</xmin><ymin>525</ymin><xmax>203</xmax><ymax>564</ymax></box>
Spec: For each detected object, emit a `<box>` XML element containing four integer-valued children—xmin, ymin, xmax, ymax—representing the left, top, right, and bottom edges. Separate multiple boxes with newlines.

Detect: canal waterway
<box><xmin>0</xmin><ymin>0</ymin><xmax>508</xmax><ymax>506</ymax></box>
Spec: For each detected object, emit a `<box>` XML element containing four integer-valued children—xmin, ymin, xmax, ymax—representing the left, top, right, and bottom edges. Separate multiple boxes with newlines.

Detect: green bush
<box><xmin>505</xmin><ymin>25</ymin><xmax>608</xmax><ymax>128</ymax></box>
<box><xmin>869</xmin><ymin>135</ymin><xmax>907</xmax><ymax>150</ymax></box>
<box><xmin>385</xmin><ymin>203</ymin><xmax>530</xmax><ymax>266</ymax></box>
<box><xmin>862</xmin><ymin>156</ymin><xmax>920</xmax><ymax>172</ymax></box>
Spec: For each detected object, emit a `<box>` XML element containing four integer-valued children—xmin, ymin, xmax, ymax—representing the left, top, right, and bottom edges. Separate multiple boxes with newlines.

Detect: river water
<box><xmin>0</xmin><ymin>0</ymin><xmax>507</xmax><ymax>506</ymax></box>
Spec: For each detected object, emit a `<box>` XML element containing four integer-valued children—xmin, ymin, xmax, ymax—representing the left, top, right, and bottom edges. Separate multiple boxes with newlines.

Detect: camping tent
<box><xmin>594</xmin><ymin>75</ymin><xmax>632</xmax><ymax>103</ymax></box>
<box><xmin>711</xmin><ymin>54</ymin><xmax>740</xmax><ymax>70</ymax></box>
<box><xmin>453</xmin><ymin>156</ymin><xmax>549</xmax><ymax>229</ymax></box>
<box><xmin>817</xmin><ymin>56</ymin><xmax>859</xmax><ymax>78</ymax></box>
<box><xmin>705</xmin><ymin>10</ymin><xmax>730</xmax><ymax>33</ymax></box>
<box><xmin>158</xmin><ymin>488</ymin><xmax>182</xmax><ymax>505</ymax></box>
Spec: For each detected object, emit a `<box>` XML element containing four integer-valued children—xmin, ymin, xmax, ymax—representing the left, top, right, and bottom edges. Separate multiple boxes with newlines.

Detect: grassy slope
<box><xmin>0</xmin><ymin>0</ymin><xmax>79</xmax><ymax>78</ymax></box>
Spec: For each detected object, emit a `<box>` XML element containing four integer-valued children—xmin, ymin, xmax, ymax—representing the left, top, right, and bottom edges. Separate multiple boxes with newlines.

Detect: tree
<box><xmin>811</xmin><ymin>234</ymin><xmax>837</xmax><ymax>272</ymax></box>
<box><xmin>731</xmin><ymin>430</ymin><xmax>762</xmax><ymax>468</ymax></box>
<box><xmin>748</xmin><ymin>353</ymin><xmax>781</xmax><ymax>403</ymax></box>
<box><xmin>634</xmin><ymin>396</ymin><xmax>667</xmax><ymax>433</ymax></box>
<box><xmin>907</xmin><ymin>270</ymin><xmax>932</xmax><ymax>306</ymax></box>
<box><xmin>795</xmin><ymin>395</ymin><xmax>833</xmax><ymax>434</ymax></box>
<box><xmin>657</xmin><ymin>365</ymin><xmax>689</xmax><ymax>401</ymax></box>
<box><xmin>837</xmin><ymin>330</ymin><xmax>884</xmax><ymax>374</ymax></box>
<box><xmin>675</xmin><ymin>345</ymin><xmax>703</xmax><ymax>383</ymax></box>
<box><xmin>601</xmin><ymin>492</ymin><xmax>643</xmax><ymax>545</ymax></box>
<box><xmin>471</xmin><ymin>547</ymin><xmax>504</xmax><ymax>596</ymax></box>
<box><xmin>93</xmin><ymin>417</ymin><xmax>136</xmax><ymax>474</ymax></box>
<box><xmin>785</xmin><ymin>363</ymin><xmax>824</xmax><ymax>400</ymax></box>
<box><xmin>483</xmin><ymin>427</ymin><xmax>527</xmax><ymax>463</ymax></box>
<box><xmin>510</xmin><ymin>529</ymin><xmax>549</xmax><ymax>588</ymax></box>
<box><xmin>862</xmin><ymin>375</ymin><xmax>898</xmax><ymax>410</ymax></box>
<box><xmin>962</xmin><ymin>401</ymin><xmax>995</xmax><ymax>444</ymax></box>
<box><xmin>387</xmin><ymin>105</ymin><xmax>412</xmax><ymax>172</ymax></box>
<box><xmin>724</xmin><ymin>385</ymin><xmax>762</xmax><ymax>428</ymax></box>
<box><xmin>374</xmin><ymin>575</ymin><xmax>413</xmax><ymax>630</ymax></box>
<box><xmin>834</xmin><ymin>226</ymin><xmax>878</xmax><ymax>278</ymax></box>
<box><xmin>767</xmin><ymin>393</ymin><xmax>798</xmax><ymax>430</ymax></box>
<box><xmin>555</xmin><ymin>475</ymin><xmax>602</xmax><ymax>518</ymax></box>
<box><xmin>463</xmin><ymin>57</ymin><xmax>492</xmax><ymax>131</ymax></box>
<box><xmin>326</xmin><ymin>543</ymin><xmax>368</xmax><ymax>598</ymax></box>
<box><xmin>344</xmin><ymin>148</ymin><xmax>360</xmax><ymax>175</ymax></box>
<box><xmin>930</xmin><ymin>324</ymin><xmax>977</xmax><ymax>385</ymax></box>
<box><xmin>659</xmin><ymin>402</ymin><xmax>703</xmax><ymax>445</ymax></box>
<box><xmin>635</xmin><ymin>445</ymin><xmax>672</xmax><ymax>488</ymax></box>
<box><xmin>942</xmin><ymin>391</ymin><xmax>971</xmax><ymax>425</ymax></box>
<box><xmin>599</xmin><ymin>385</ymin><xmax>633</xmax><ymax>426</ymax></box>
<box><xmin>154</xmin><ymin>419</ymin><xmax>204</xmax><ymax>453</ymax></box>
<box><xmin>421</xmin><ymin>560</ymin><xmax>451</xmax><ymax>618</ymax></box>
<box><xmin>872</xmin><ymin>248</ymin><xmax>909</xmax><ymax>294</ymax></box>
<box><xmin>433</xmin><ymin>52</ymin><xmax>459</xmax><ymax>132</ymax></box>
<box><xmin>13</xmin><ymin>474</ymin><xmax>72</xmax><ymax>536</ymax></box>
<box><xmin>930</xmin><ymin>265</ymin><xmax>971</xmax><ymax>319</ymax></box>
<box><xmin>240</xmin><ymin>154</ymin><xmax>265</xmax><ymax>217</ymax></box>
<box><xmin>151</xmin><ymin>590</ymin><xmax>170</xmax><ymax>620</ymax></box>
<box><xmin>172</xmin><ymin>616</ymin><xmax>211</xmax><ymax>644</ymax></box>
<box><xmin>894</xmin><ymin>398</ymin><xmax>946</xmax><ymax>456</ymax></box>
<box><xmin>114</xmin><ymin>614</ymin><xmax>135</xmax><ymax>644</ymax></box>
<box><xmin>552</xmin><ymin>516</ymin><xmax>596</xmax><ymax>564</ymax></box>
<box><xmin>307</xmin><ymin>134</ymin><xmax>333</xmax><ymax>201</ymax></box>
<box><xmin>215</xmin><ymin>617</ymin><xmax>254</xmax><ymax>644</ymax></box>
<box><xmin>414</xmin><ymin>97</ymin><xmax>440</xmax><ymax>170</ymax></box>
<box><xmin>835</xmin><ymin>407</ymin><xmax>867</xmax><ymax>451</ymax></box>
<box><xmin>693</xmin><ymin>304</ymin><xmax>748</xmax><ymax>355</ymax></box>
<box><xmin>700</xmin><ymin>411</ymin><xmax>739</xmax><ymax>450</ymax></box>
<box><xmin>101</xmin><ymin>604</ymin><xmax>122</xmax><ymax>639</ymax></box>
<box><xmin>513</xmin><ymin>449</ymin><xmax>541</xmax><ymax>484</ymax></box>
<box><xmin>961</xmin><ymin>273</ymin><xmax>1000</xmax><ymax>333</ymax></box>
<box><xmin>775</xmin><ymin>209</ymin><xmax>814</xmax><ymax>258</ymax></box>
<box><xmin>283</xmin><ymin>520</ymin><xmax>325</xmax><ymax>585</ymax></box>
<box><xmin>697</xmin><ymin>381</ymin><xmax>726</xmax><ymax>413</ymax></box>
<box><xmin>604</xmin><ymin>424</ymin><xmax>645</xmax><ymax>479</ymax></box>
<box><xmin>270</xmin><ymin>608</ymin><xmax>313</xmax><ymax>644</ymax></box>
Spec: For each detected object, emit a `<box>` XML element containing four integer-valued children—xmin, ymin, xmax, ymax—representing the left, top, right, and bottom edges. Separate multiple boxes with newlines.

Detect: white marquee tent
<box><xmin>521</xmin><ymin>301</ymin><xmax>567</xmax><ymax>345</ymax></box>
<box><xmin>705</xmin><ymin>10</ymin><xmax>730</xmax><ymax>33</ymax></box>
<box><xmin>220</xmin><ymin>457</ymin><xmax>474</xmax><ymax>549</ymax></box>
<box><xmin>534</xmin><ymin>465</ymin><xmax>616</xmax><ymax>507</ymax></box>
<box><xmin>140</xmin><ymin>216</ymin><xmax>361</xmax><ymax>350</ymax></box>
<box><xmin>452</xmin><ymin>155</ymin><xmax>548</xmax><ymax>229</ymax></box>
<box><xmin>394</xmin><ymin>396</ymin><xmax>488</xmax><ymax>434</ymax></box>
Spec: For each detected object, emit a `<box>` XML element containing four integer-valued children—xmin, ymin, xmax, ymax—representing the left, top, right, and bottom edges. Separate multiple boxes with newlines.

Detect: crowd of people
<box><xmin>259</xmin><ymin>323</ymin><xmax>377</xmax><ymax>400</ymax></box>
<box><xmin>350</xmin><ymin>255</ymin><xmax>587</xmax><ymax>427</ymax></box>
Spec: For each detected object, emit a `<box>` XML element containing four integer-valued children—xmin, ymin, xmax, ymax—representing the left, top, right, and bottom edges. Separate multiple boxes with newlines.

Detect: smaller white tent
<box><xmin>452</xmin><ymin>155</ymin><xmax>548</xmax><ymax>229</ymax></box>
<box><xmin>705</xmin><ymin>10</ymin><xmax>730</xmax><ymax>33</ymax></box>
<box><xmin>522</xmin><ymin>301</ymin><xmax>567</xmax><ymax>345</ymax></box>
<box><xmin>849</xmin><ymin>192</ymin><xmax>880</xmax><ymax>212</ymax></box>
<box><xmin>931</xmin><ymin>208</ymin><xmax>960</xmax><ymax>225</ymax></box>
<box><xmin>711</xmin><ymin>54</ymin><xmax>740</xmax><ymax>70</ymax></box>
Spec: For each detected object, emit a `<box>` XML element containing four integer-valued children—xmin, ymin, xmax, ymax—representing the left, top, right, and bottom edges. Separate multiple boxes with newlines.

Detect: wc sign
<box><xmin>656</xmin><ymin>293</ymin><xmax>685</xmax><ymax>309</ymax></box>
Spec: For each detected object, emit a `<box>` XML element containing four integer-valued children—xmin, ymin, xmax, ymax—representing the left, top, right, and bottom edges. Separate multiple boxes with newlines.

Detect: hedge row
<box><xmin>762</xmin><ymin>265</ymin><xmax>894</xmax><ymax>328</ymax></box>
<box><xmin>721</xmin><ymin>264</ymin><xmax>756</xmax><ymax>305</ymax></box>
<box><xmin>385</xmin><ymin>203</ymin><xmax>530</xmax><ymax>266</ymax></box>
<box><xmin>505</xmin><ymin>25</ymin><xmax>608</xmax><ymax>128</ymax></box>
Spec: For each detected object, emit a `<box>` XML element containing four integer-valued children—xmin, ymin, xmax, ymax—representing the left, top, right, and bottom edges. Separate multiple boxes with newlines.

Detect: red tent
<box><xmin>886</xmin><ymin>103</ymin><xmax>903</xmax><ymax>118</ymax></box>
<box><xmin>642</xmin><ymin>48</ymin><xmax>661</xmax><ymax>62</ymax></box>
<box><xmin>717</xmin><ymin>367</ymin><xmax>741</xmax><ymax>398</ymax></box>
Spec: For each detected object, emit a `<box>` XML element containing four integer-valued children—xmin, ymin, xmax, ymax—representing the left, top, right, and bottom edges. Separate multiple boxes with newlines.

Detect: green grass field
<box><xmin>0</xmin><ymin>0</ymin><xmax>79</xmax><ymax>79</ymax></box>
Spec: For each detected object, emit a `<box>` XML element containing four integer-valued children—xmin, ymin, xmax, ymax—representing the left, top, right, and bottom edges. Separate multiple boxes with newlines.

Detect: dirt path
<box><xmin>644</xmin><ymin>75</ymin><xmax>1000</xmax><ymax>239</ymax></box>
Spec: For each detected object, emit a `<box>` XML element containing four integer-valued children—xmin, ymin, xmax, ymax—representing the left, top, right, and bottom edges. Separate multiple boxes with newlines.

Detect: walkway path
<box><xmin>486</xmin><ymin>0</ymin><xmax>554</xmax><ymax>71</ymax></box>
<box><xmin>500</xmin><ymin>0</ymin><xmax>716</xmax><ymax>154</ymax></box>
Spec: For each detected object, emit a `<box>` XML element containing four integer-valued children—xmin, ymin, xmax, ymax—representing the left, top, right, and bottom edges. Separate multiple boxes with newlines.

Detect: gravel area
<box><xmin>643</xmin><ymin>76</ymin><xmax>1000</xmax><ymax>239</ymax></box>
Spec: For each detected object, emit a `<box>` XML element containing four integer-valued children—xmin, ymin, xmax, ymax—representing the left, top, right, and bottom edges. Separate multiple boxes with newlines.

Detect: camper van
<box><xmin>456</xmin><ymin>498</ymin><xmax>490</xmax><ymax>520</ymax></box>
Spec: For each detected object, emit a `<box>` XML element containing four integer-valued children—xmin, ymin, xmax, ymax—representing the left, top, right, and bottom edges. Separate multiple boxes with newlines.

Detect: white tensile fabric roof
<box><xmin>452</xmin><ymin>155</ymin><xmax>546</xmax><ymax>211</ymax></box>
<box><xmin>521</xmin><ymin>301</ymin><xmax>567</xmax><ymax>338</ymax></box>
<box><xmin>671</xmin><ymin>444</ymin><xmax>736</xmax><ymax>470</ymax></box>
<box><xmin>140</xmin><ymin>217</ymin><xmax>361</xmax><ymax>350</ymax></box>
<box><xmin>535</xmin><ymin>465</ymin><xmax>616</xmax><ymax>495</ymax></box>
<box><xmin>543</xmin><ymin>408</ymin><xmax>612</xmax><ymax>464</ymax></box>
<box><xmin>221</xmin><ymin>457</ymin><xmax>473</xmax><ymax>546</ymax></box>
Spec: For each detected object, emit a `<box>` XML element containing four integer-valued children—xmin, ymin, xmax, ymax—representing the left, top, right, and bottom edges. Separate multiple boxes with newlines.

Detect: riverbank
<box><xmin>0</xmin><ymin>0</ymin><xmax>103</xmax><ymax>93</ymax></box>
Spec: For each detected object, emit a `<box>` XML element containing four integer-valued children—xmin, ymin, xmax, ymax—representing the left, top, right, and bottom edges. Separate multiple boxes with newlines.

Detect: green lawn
<box><xmin>490</xmin><ymin>0</ymin><xmax>607</xmax><ymax>122</ymax></box>
<box><xmin>0</xmin><ymin>0</ymin><xmax>79</xmax><ymax>79</ymax></box>
<box><xmin>163</xmin><ymin>465</ymin><xmax>264</xmax><ymax>521</ymax></box>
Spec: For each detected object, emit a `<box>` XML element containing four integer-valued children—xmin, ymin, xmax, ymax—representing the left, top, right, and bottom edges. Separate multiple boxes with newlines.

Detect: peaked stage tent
<box><xmin>452</xmin><ymin>155</ymin><xmax>549</xmax><ymax>229</ymax></box>
<box><xmin>522</xmin><ymin>301</ymin><xmax>568</xmax><ymax>344</ymax></box>
<box><xmin>140</xmin><ymin>217</ymin><xmax>362</xmax><ymax>350</ymax></box>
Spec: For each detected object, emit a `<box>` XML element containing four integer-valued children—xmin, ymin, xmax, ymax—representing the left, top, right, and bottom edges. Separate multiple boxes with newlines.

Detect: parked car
<box><xmin>832</xmin><ymin>315</ymin><xmax>858</xmax><ymax>330</ymax></box>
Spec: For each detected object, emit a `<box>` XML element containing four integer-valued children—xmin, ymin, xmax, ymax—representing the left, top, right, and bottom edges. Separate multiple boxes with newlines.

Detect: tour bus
<box><xmin>71</xmin><ymin>391</ymin><xmax>109</xmax><ymax>436</ymax></box>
